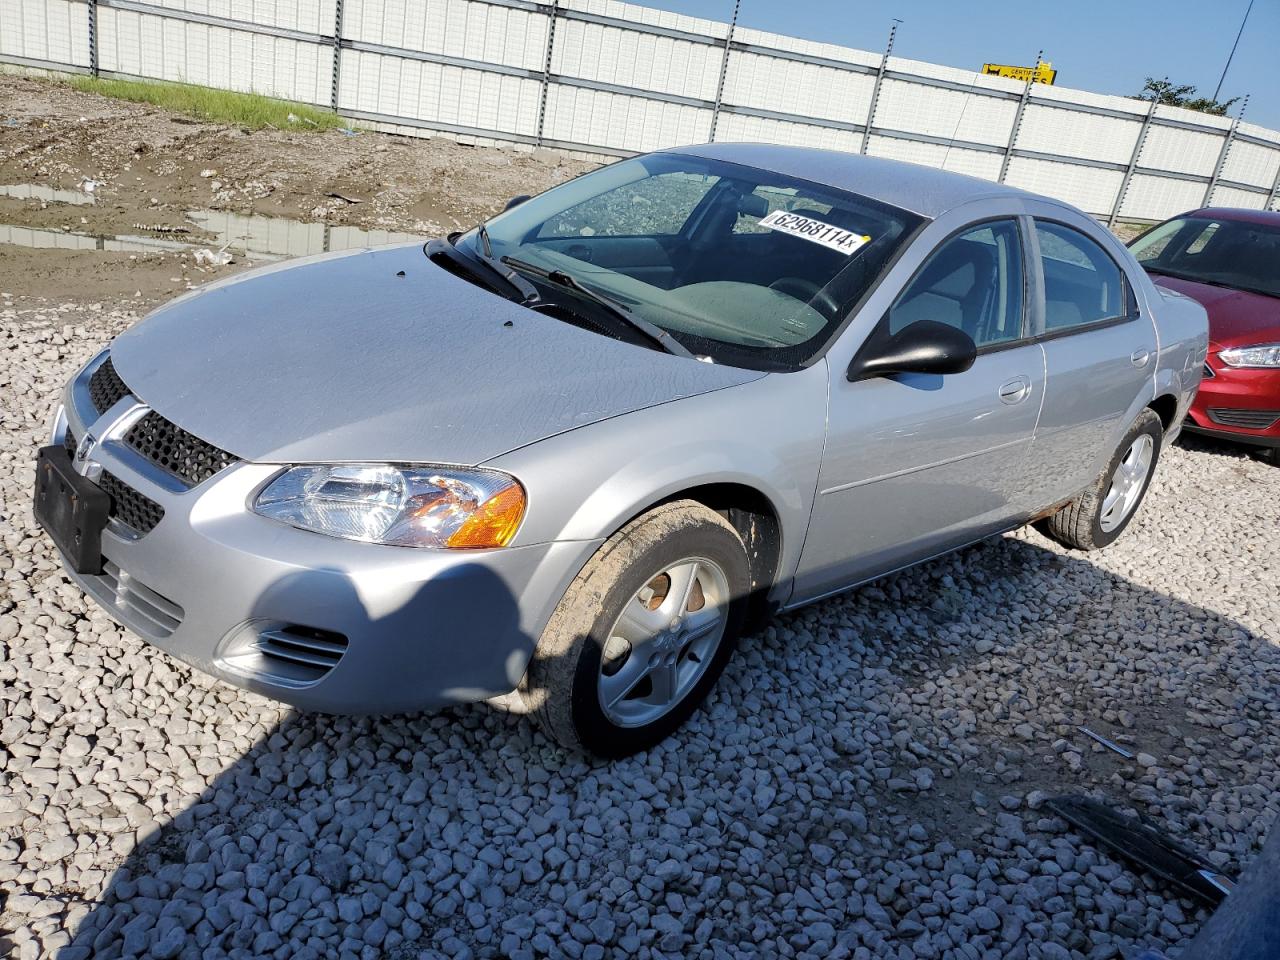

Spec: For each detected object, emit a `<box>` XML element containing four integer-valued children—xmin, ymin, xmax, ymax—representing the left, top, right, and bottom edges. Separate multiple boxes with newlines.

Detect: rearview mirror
<box><xmin>504</xmin><ymin>194</ymin><xmax>532</xmax><ymax>211</ymax></box>
<box><xmin>846</xmin><ymin>320</ymin><xmax>978</xmax><ymax>382</ymax></box>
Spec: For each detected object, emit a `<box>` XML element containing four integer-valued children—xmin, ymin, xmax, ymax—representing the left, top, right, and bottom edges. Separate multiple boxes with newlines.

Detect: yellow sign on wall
<box><xmin>982</xmin><ymin>61</ymin><xmax>1057</xmax><ymax>85</ymax></box>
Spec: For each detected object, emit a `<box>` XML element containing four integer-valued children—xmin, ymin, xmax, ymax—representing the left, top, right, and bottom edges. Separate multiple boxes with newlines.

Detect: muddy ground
<box><xmin>0</xmin><ymin>72</ymin><xmax>1152</xmax><ymax>312</ymax></box>
<box><xmin>0</xmin><ymin>73</ymin><xmax>596</xmax><ymax>304</ymax></box>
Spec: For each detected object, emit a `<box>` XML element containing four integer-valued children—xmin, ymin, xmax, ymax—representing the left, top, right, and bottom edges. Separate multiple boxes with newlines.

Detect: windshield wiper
<box><xmin>500</xmin><ymin>256</ymin><xmax>694</xmax><ymax>359</ymax></box>
<box><xmin>1145</xmin><ymin>265</ymin><xmax>1241</xmax><ymax>291</ymax></box>
<box><xmin>472</xmin><ymin>224</ymin><xmax>539</xmax><ymax>303</ymax></box>
<box><xmin>427</xmin><ymin>228</ymin><xmax>539</xmax><ymax>305</ymax></box>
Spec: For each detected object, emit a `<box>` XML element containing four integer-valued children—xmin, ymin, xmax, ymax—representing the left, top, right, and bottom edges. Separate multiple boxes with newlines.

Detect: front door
<box><xmin>793</xmin><ymin>218</ymin><xmax>1045</xmax><ymax>602</ymax></box>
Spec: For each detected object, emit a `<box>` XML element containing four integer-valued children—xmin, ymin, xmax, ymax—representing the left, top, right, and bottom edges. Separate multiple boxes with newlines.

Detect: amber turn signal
<box><xmin>446</xmin><ymin>482</ymin><xmax>526</xmax><ymax>548</ymax></box>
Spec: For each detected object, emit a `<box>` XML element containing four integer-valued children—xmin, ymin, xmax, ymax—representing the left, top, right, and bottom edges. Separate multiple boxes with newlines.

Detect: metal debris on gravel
<box><xmin>1</xmin><ymin>299</ymin><xmax>1278</xmax><ymax>959</ymax></box>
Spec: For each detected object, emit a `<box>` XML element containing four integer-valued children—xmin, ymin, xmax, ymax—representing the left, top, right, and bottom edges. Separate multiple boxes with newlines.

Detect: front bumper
<box><xmin>49</xmin><ymin>357</ymin><xmax>594</xmax><ymax>714</ymax></box>
<box><xmin>1186</xmin><ymin>357</ymin><xmax>1280</xmax><ymax>449</ymax></box>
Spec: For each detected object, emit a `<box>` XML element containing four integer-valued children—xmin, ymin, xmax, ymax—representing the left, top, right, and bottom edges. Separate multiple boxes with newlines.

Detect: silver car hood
<box><xmin>111</xmin><ymin>244</ymin><xmax>764</xmax><ymax>465</ymax></box>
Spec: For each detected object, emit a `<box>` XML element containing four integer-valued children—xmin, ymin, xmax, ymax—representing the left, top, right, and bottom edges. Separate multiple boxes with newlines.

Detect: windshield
<box><xmin>456</xmin><ymin>153</ymin><xmax>922</xmax><ymax>369</ymax></box>
<box><xmin>1129</xmin><ymin>215</ymin><xmax>1280</xmax><ymax>299</ymax></box>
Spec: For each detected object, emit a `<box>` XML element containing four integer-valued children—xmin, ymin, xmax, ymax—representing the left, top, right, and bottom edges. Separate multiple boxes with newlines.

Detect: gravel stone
<box><xmin>1</xmin><ymin>302</ymin><xmax>1277</xmax><ymax>960</ymax></box>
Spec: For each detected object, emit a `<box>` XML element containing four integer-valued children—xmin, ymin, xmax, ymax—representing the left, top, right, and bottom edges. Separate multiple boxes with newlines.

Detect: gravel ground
<box><xmin>2</xmin><ymin>301</ymin><xmax>1279</xmax><ymax>960</ymax></box>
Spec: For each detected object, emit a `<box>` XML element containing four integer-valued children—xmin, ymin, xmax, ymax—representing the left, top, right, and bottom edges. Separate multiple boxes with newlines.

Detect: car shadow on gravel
<box><xmin>51</xmin><ymin>536</ymin><xmax>1280</xmax><ymax>960</ymax></box>
<box><xmin>1177</xmin><ymin>431</ymin><xmax>1276</xmax><ymax>472</ymax></box>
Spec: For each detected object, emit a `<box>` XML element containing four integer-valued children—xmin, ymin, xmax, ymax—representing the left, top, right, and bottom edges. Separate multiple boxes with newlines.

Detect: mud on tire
<box><xmin>1040</xmin><ymin>408</ymin><xmax>1163</xmax><ymax>551</ymax></box>
<box><xmin>520</xmin><ymin>500</ymin><xmax>751</xmax><ymax>758</ymax></box>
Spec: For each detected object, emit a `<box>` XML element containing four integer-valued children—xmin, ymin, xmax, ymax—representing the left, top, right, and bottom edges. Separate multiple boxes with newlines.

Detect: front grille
<box><xmin>1207</xmin><ymin>408</ymin><xmax>1280</xmax><ymax>431</ymax></box>
<box><xmin>99</xmin><ymin>471</ymin><xmax>165</xmax><ymax>535</ymax></box>
<box><xmin>1202</xmin><ymin>363</ymin><xmax>1215</xmax><ymax>379</ymax></box>
<box><xmin>63</xmin><ymin>427</ymin><xmax>77</xmax><ymax>458</ymax></box>
<box><xmin>88</xmin><ymin>357</ymin><xmax>130</xmax><ymax>414</ymax></box>
<box><xmin>124</xmin><ymin>411</ymin><xmax>239</xmax><ymax>487</ymax></box>
<box><xmin>91</xmin><ymin>559</ymin><xmax>184</xmax><ymax>638</ymax></box>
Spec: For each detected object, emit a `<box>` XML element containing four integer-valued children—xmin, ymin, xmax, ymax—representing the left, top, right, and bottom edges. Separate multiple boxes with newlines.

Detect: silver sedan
<box><xmin>35</xmin><ymin>143</ymin><xmax>1207</xmax><ymax>756</ymax></box>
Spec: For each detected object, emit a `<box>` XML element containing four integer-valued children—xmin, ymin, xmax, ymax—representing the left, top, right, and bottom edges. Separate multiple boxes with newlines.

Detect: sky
<box><xmin>637</xmin><ymin>0</ymin><xmax>1280</xmax><ymax>130</ymax></box>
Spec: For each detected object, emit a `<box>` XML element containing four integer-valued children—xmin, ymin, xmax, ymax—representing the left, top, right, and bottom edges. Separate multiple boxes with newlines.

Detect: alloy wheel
<box><xmin>597</xmin><ymin>557</ymin><xmax>730</xmax><ymax>728</ymax></box>
<box><xmin>1099</xmin><ymin>434</ymin><xmax>1154</xmax><ymax>532</ymax></box>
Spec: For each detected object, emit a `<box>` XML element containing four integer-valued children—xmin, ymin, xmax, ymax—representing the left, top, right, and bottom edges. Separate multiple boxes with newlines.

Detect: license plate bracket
<box><xmin>33</xmin><ymin>445</ymin><xmax>110</xmax><ymax>575</ymax></box>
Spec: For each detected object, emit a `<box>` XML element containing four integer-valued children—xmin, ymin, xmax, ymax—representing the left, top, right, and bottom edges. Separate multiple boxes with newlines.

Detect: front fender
<box><xmin>487</xmin><ymin>363</ymin><xmax>830</xmax><ymax>594</ymax></box>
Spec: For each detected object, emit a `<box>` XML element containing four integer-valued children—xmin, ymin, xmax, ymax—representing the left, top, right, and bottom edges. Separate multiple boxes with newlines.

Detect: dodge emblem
<box><xmin>75</xmin><ymin>433</ymin><xmax>96</xmax><ymax>464</ymax></box>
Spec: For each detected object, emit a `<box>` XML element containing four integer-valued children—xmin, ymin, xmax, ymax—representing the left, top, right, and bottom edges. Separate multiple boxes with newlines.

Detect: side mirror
<box><xmin>504</xmin><ymin>195</ymin><xmax>532</xmax><ymax>211</ymax></box>
<box><xmin>846</xmin><ymin>320</ymin><xmax>978</xmax><ymax>382</ymax></box>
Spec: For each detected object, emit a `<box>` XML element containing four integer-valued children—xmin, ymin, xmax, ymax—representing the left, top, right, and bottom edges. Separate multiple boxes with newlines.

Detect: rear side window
<box><xmin>1035</xmin><ymin>221</ymin><xmax>1126</xmax><ymax>331</ymax></box>
<box><xmin>889</xmin><ymin>219</ymin><xmax>1025</xmax><ymax>348</ymax></box>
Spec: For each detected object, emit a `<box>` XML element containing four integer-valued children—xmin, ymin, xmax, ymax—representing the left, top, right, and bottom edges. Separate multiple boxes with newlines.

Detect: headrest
<box><xmin>738</xmin><ymin>193</ymin><xmax>769</xmax><ymax>218</ymax></box>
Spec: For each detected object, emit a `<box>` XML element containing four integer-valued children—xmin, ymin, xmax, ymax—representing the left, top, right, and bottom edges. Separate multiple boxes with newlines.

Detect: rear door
<box><xmin>1026</xmin><ymin>215</ymin><xmax>1157</xmax><ymax>501</ymax></box>
<box><xmin>793</xmin><ymin>215</ymin><xmax>1046</xmax><ymax>602</ymax></box>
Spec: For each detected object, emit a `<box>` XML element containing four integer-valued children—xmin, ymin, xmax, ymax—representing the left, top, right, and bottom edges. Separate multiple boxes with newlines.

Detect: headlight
<box><xmin>252</xmin><ymin>464</ymin><xmax>525</xmax><ymax>549</ymax></box>
<box><xmin>1219</xmin><ymin>344</ymin><xmax>1280</xmax><ymax>368</ymax></box>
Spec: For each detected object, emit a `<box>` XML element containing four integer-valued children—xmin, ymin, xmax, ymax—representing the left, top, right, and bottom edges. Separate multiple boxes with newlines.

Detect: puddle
<box><xmin>0</xmin><ymin>183</ymin><xmax>95</xmax><ymax>206</ymax></box>
<box><xmin>0</xmin><ymin>207</ymin><xmax>425</xmax><ymax>262</ymax></box>
<box><xmin>185</xmin><ymin>209</ymin><xmax>423</xmax><ymax>260</ymax></box>
<box><xmin>0</xmin><ymin>223</ymin><xmax>192</xmax><ymax>254</ymax></box>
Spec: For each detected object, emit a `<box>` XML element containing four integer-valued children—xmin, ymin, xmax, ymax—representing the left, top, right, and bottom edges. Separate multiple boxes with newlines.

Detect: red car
<box><xmin>1130</xmin><ymin>208</ymin><xmax>1280</xmax><ymax>465</ymax></box>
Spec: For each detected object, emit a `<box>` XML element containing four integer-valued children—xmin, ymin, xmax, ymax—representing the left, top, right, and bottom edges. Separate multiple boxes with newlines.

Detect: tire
<box><xmin>521</xmin><ymin>500</ymin><xmax>750</xmax><ymax>758</ymax></box>
<box><xmin>1257</xmin><ymin>447</ymin><xmax>1280</xmax><ymax>468</ymax></box>
<box><xmin>1040</xmin><ymin>408</ymin><xmax>1163</xmax><ymax>551</ymax></box>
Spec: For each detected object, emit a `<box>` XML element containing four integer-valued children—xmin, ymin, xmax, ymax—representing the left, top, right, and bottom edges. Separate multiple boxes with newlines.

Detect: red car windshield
<box><xmin>1130</xmin><ymin>216</ymin><xmax>1280</xmax><ymax>300</ymax></box>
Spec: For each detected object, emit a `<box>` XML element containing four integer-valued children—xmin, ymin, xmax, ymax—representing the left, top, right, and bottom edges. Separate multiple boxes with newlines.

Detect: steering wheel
<box><xmin>768</xmin><ymin>277</ymin><xmax>840</xmax><ymax>316</ymax></box>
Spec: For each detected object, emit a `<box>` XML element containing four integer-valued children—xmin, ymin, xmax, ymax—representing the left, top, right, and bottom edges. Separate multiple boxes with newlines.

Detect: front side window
<box><xmin>888</xmin><ymin>220</ymin><xmax>1025</xmax><ymax>348</ymax></box>
<box><xmin>457</xmin><ymin>153</ymin><xmax>923</xmax><ymax>370</ymax></box>
<box><xmin>1129</xmin><ymin>216</ymin><xmax>1280</xmax><ymax>300</ymax></box>
<box><xmin>1036</xmin><ymin>221</ymin><xmax>1126</xmax><ymax>331</ymax></box>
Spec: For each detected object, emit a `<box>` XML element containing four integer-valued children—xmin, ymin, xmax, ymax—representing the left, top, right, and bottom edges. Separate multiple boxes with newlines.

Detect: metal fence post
<box><xmin>1267</xmin><ymin>162</ymin><xmax>1280</xmax><ymax>212</ymax></box>
<box><xmin>535</xmin><ymin>0</ymin><xmax>559</xmax><ymax>146</ymax></box>
<box><xmin>87</xmin><ymin>0</ymin><xmax>99</xmax><ymax>76</ymax></box>
<box><xmin>859</xmin><ymin>21</ymin><xmax>897</xmax><ymax>155</ymax></box>
<box><xmin>997</xmin><ymin>50</ymin><xmax>1041</xmax><ymax>183</ymax></box>
<box><xmin>1108</xmin><ymin>100</ymin><xmax>1157</xmax><ymax>228</ymax></box>
<box><xmin>708</xmin><ymin>0</ymin><xmax>740</xmax><ymax>142</ymax></box>
<box><xmin>1202</xmin><ymin>95</ymin><xmax>1246</xmax><ymax>208</ymax></box>
<box><xmin>330</xmin><ymin>0</ymin><xmax>344</xmax><ymax>112</ymax></box>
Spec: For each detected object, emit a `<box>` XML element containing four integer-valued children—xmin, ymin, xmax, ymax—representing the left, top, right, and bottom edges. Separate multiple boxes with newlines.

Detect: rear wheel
<box><xmin>1041</xmin><ymin>408</ymin><xmax>1162</xmax><ymax>551</ymax></box>
<box><xmin>521</xmin><ymin>501</ymin><xmax>750</xmax><ymax>757</ymax></box>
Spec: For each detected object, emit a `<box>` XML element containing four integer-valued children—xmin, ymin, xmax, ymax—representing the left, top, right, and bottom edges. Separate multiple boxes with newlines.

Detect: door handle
<box><xmin>1130</xmin><ymin>348</ymin><xmax>1151</xmax><ymax>368</ymax></box>
<box><xmin>998</xmin><ymin>376</ymin><xmax>1031</xmax><ymax>404</ymax></box>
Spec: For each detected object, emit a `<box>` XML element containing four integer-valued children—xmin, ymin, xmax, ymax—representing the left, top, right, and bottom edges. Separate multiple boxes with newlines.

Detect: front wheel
<box><xmin>521</xmin><ymin>500</ymin><xmax>750</xmax><ymax>757</ymax></box>
<box><xmin>1040</xmin><ymin>408</ymin><xmax>1163</xmax><ymax>551</ymax></box>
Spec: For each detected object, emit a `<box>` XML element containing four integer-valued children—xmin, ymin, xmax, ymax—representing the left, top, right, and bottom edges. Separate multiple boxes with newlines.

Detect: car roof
<box><xmin>663</xmin><ymin>142</ymin><xmax>1038</xmax><ymax>219</ymax></box>
<box><xmin>1186</xmin><ymin>207</ymin><xmax>1280</xmax><ymax>227</ymax></box>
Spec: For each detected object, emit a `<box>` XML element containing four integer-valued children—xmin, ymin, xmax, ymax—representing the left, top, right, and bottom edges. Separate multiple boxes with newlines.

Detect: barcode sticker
<box><xmin>758</xmin><ymin>210</ymin><xmax>870</xmax><ymax>255</ymax></box>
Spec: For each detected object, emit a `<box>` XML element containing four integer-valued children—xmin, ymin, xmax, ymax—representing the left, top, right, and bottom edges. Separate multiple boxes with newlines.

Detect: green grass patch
<box><xmin>65</xmin><ymin>75</ymin><xmax>347</xmax><ymax>132</ymax></box>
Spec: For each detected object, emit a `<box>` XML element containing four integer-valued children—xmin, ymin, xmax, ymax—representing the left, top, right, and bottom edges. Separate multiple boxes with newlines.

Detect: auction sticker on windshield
<box><xmin>758</xmin><ymin>210</ymin><xmax>871</xmax><ymax>255</ymax></box>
